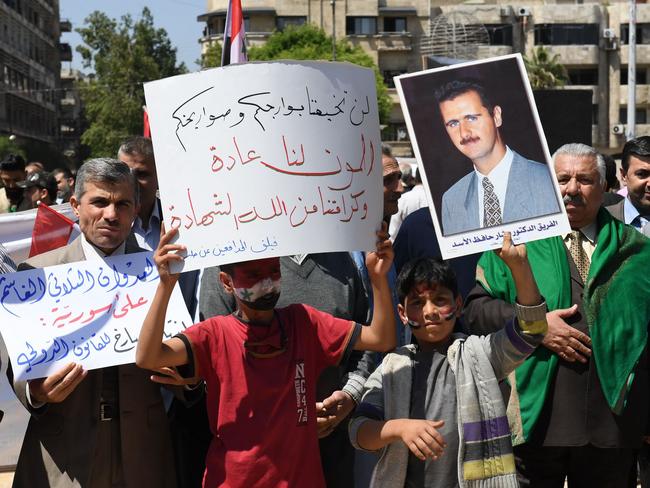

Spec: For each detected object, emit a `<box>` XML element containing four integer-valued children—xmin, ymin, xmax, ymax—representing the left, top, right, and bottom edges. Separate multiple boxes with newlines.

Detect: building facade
<box><xmin>0</xmin><ymin>0</ymin><xmax>69</xmax><ymax>145</ymax></box>
<box><xmin>198</xmin><ymin>0</ymin><xmax>650</xmax><ymax>154</ymax></box>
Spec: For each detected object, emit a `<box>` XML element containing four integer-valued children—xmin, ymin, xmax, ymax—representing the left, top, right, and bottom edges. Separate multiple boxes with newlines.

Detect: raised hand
<box><xmin>155</xmin><ymin>224</ymin><xmax>186</xmax><ymax>287</ymax></box>
<box><xmin>366</xmin><ymin>222</ymin><xmax>394</xmax><ymax>279</ymax></box>
<box><xmin>495</xmin><ymin>231</ymin><xmax>527</xmax><ymax>269</ymax></box>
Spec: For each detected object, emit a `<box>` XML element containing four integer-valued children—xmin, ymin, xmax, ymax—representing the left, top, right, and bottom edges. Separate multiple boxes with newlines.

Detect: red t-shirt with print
<box><xmin>182</xmin><ymin>303</ymin><xmax>357</xmax><ymax>488</ymax></box>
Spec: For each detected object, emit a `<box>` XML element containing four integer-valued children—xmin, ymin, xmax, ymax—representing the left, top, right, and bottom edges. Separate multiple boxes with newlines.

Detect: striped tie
<box><xmin>569</xmin><ymin>230</ymin><xmax>590</xmax><ymax>283</ymax></box>
<box><xmin>482</xmin><ymin>177</ymin><xmax>502</xmax><ymax>227</ymax></box>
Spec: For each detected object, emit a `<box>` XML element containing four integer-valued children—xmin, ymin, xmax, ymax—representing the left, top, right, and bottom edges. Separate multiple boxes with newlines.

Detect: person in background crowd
<box><xmin>0</xmin><ymin>154</ymin><xmax>27</xmax><ymax>213</ymax></box>
<box><xmin>10</xmin><ymin>158</ymin><xmax>178</xmax><ymax>488</ymax></box>
<box><xmin>601</xmin><ymin>154</ymin><xmax>624</xmax><ymax>206</ymax></box>
<box><xmin>117</xmin><ymin>135</ymin><xmax>205</xmax><ymax>488</ymax></box>
<box><xmin>605</xmin><ymin>136</ymin><xmax>650</xmax><ymax>488</ymax></box>
<box><xmin>25</xmin><ymin>161</ymin><xmax>44</xmax><ymax>175</ymax></box>
<box><xmin>399</xmin><ymin>162</ymin><xmax>415</xmax><ymax>192</ymax></box>
<box><xmin>16</xmin><ymin>171</ymin><xmax>57</xmax><ymax>208</ymax></box>
<box><xmin>606</xmin><ymin>137</ymin><xmax>650</xmax><ymax>236</ymax></box>
<box><xmin>464</xmin><ymin>143</ymin><xmax>650</xmax><ymax>488</ymax></box>
<box><xmin>52</xmin><ymin>167</ymin><xmax>75</xmax><ymax>204</ymax></box>
<box><xmin>389</xmin><ymin>168</ymin><xmax>428</xmax><ymax>239</ymax></box>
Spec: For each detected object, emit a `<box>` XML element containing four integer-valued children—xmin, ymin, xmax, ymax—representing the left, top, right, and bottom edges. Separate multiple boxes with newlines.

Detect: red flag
<box><xmin>222</xmin><ymin>0</ymin><xmax>247</xmax><ymax>66</ymax></box>
<box><xmin>143</xmin><ymin>105</ymin><xmax>151</xmax><ymax>138</ymax></box>
<box><xmin>29</xmin><ymin>203</ymin><xmax>75</xmax><ymax>257</ymax></box>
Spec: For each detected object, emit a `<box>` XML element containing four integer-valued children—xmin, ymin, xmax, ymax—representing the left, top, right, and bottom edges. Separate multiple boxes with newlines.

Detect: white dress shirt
<box><xmin>475</xmin><ymin>146</ymin><xmax>514</xmax><ymax>227</ymax></box>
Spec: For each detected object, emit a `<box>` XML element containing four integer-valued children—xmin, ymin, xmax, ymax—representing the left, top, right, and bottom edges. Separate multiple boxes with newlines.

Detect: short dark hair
<box><xmin>621</xmin><ymin>136</ymin><xmax>650</xmax><ymax>172</ymax></box>
<box><xmin>0</xmin><ymin>154</ymin><xmax>26</xmax><ymax>172</ymax></box>
<box><xmin>434</xmin><ymin>79</ymin><xmax>495</xmax><ymax>116</ymax></box>
<box><xmin>601</xmin><ymin>154</ymin><xmax>619</xmax><ymax>191</ymax></box>
<box><xmin>75</xmin><ymin>158</ymin><xmax>139</xmax><ymax>205</ymax></box>
<box><xmin>220</xmin><ymin>263</ymin><xmax>236</xmax><ymax>276</ymax></box>
<box><xmin>118</xmin><ymin>136</ymin><xmax>154</xmax><ymax>161</ymax></box>
<box><xmin>396</xmin><ymin>258</ymin><xmax>459</xmax><ymax>304</ymax></box>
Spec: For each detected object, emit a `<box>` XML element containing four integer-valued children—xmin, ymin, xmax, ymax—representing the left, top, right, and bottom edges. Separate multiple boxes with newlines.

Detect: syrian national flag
<box><xmin>29</xmin><ymin>203</ymin><xmax>75</xmax><ymax>258</ymax></box>
<box><xmin>221</xmin><ymin>0</ymin><xmax>247</xmax><ymax>66</ymax></box>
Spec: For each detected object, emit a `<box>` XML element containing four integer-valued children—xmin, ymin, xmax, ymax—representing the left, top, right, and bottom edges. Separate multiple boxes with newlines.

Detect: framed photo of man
<box><xmin>395</xmin><ymin>54</ymin><xmax>570</xmax><ymax>259</ymax></box>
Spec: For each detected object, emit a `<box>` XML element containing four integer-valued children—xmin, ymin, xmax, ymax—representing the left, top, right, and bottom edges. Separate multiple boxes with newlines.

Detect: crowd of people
<box><xmin>0</xmin><ymin>127</ymin><xmax>648</xmax><ymax>488</ymax></box>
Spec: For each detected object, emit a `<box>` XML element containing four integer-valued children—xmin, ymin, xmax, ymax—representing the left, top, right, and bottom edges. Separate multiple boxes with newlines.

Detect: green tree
<box><xmin>524</xmin><ymin>46</ymin><xmax>568</xmax><ymax>89</ymax></box>
<box><xmin>0</xmin><ymin>136</ymin><xmax>26</xmax><ymax>160</ymax></box>
<box><xmin>76</xmin><ymin>8</ymin><xmax>186</xmax><ymax>157</ymax></box>
<box><xmin>200</xmin><ymin>42</ymin><xmax>222</xmax><ymax>69</ymax></box>
<box><xmin>203</xmin><ymin>24</ymin><xmax>391</xmax><ymax>123</ymax></box>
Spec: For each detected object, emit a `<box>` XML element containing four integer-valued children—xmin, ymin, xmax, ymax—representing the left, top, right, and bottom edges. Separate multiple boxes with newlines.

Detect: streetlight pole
<box><xmin>627</xmin><ymin>0</ymin><xmax>637</xmax><ymax>140</ymax></box>
<box><xmin>331</xmin><ymin>0</ymin><xmax>336</xmax><ymax>61</ymax></box>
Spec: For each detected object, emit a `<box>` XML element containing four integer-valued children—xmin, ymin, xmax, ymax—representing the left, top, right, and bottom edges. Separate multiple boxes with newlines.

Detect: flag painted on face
<box><xmin>221</xmin><ymin>0</ymin><xmax>247</xmax><ymax>66</ymax></box>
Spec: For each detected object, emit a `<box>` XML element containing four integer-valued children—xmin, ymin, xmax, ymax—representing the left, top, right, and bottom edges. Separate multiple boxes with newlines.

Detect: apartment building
<box><xmin>198</xmin><ymin>0</ymin><xmax>650</xmax><ymax>154</ymax></box>
<box><xmin>0</xmin><ymin>0</ymin><xmax>69</xmax><ymax>145</ymax></box>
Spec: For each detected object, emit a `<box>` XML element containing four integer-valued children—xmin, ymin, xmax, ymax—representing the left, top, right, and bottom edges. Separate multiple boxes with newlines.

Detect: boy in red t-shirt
<box><xmin>137</xmin><ymin>225</ymin><xmax>396</xmax><ymax>488</ymax></box>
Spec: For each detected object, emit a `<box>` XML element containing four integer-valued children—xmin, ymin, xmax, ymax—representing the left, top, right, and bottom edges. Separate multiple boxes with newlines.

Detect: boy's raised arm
<box><xmin>136</xmin><ymin>226</ymin><xmax>191</xmax><ymax>371</ymax></box>
<box><xmin>496</xmin><ymin>232</ymin><xmax>543</xmax><ymax>307</ymax></box>
<box><xmin>354</xmin><ymin>224</ymin><xmax>396</xmax><ymax>352</ymax></box>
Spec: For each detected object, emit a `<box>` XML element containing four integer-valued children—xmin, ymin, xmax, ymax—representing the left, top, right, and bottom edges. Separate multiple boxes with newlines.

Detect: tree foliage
<box><xmin>76</xmin><ymin>8</ymin><xmax>186</xmax><ymax>157</ymax></box>
<box><xmin>524</xmin><ymin>46</ymin><xmax>568</xmax><ymax>90</ymax></box>
<box><xmin>0</xmin><ymin>136</ymin><xmax>26</xmax><ymax>160</ymax></box>
<box><xmin>202</xmin><ymin>24</ymin><xmax>391</xmax><ymax>123</ymax></box>
<box><xmin>200</xmin><ymin>42</ymin><xmax>222</xmax><ymax>69</ymax></box>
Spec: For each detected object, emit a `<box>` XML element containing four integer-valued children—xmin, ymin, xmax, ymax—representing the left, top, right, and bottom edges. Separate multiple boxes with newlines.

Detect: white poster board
<box><xmin>395</xmin><ymin>55</ymin><xmax>570</xmax><ymax>259</ymax></box>
<box><xmin>0</xmin><ymin>252</ymin><xmax>192</xmax><ymax>381</ymax></box>
<box><xmin>144</xmin><ymin>61</ymin><xmax>382</xmax><ymax>273</ymax></box>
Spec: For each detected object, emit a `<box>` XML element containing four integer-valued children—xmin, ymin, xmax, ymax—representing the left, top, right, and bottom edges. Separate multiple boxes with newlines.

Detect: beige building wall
<box><xmin>199</xmin><ymin>0</ymin><xmax>650</xmax><ymax>155</ymax></box>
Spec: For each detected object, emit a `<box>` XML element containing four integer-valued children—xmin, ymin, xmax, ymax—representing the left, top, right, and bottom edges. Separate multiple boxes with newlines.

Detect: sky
<box><xmin>60</xmin><ymin>0</ymin><xmax>208</xmax><ymax>73</ymax></box>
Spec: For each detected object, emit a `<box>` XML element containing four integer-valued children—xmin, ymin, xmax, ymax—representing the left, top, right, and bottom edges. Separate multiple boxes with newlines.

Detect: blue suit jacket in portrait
<box><xmin>441</xmin><ymin>151</ymin><xmax>560</xmax><ymax>236</ymax></box>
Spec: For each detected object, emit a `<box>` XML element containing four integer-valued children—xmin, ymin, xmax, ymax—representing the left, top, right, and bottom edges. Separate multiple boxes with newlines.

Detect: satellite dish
<box><xmin>420</xmin><ymin>12</ymin><xmax>490</xmax><ymax>61</ymax></box>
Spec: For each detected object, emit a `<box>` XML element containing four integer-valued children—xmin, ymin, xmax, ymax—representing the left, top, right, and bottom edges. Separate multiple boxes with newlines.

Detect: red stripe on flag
<box><xmin>231</xmin><ymin>0</ymin><xmax>243</xmax><ymax>39</ymax></box>
<box><xmin>143</xmin><ymin>106</ymin><xmax>151</xmax><ymax>138</ymax></box>
<box><xmin>29</xmin><ymin>203</ymin><xmax>75</xmax><ymax>257</ymax></box>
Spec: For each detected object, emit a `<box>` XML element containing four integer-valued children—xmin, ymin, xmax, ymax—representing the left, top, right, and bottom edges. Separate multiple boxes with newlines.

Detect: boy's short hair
<box><xmin>396</xmin><ymin>258</ymin><xmax>459</xmax><ymax>303</ymax></box>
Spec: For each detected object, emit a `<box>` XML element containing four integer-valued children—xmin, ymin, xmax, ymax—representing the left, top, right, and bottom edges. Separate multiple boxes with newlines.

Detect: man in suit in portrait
<box><xmin>11</xmin><ymin>158</ymin><xmax>177</xmax><ymax>487</ymax></box>
<box><xmin>436</xmin><ymin>80</ymin><xmax>560</xmax><ymax>235</ymax></box>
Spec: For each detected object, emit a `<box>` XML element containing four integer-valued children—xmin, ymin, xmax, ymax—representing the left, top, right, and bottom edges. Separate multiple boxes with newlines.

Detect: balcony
<box><xmin>375</xmin><ymin>32</ymin><xmax>412</xmax><ymax>52</ymax></box>
<box><xmin>621</xmin><ymin>45</ymin><xmax>650</xmax><ymax>64</ymax></box>
<box><xmin>477</xmin><ymin>45</ymin><xmax>514</xmax><ymax>57</ymax></box>
<box><xmin>60</xmin><ymin>19</ymin><xmax>71</xmax><ymax>33</ymax></box>
<box><xmin>59</xmin><ymin>43</ymin><xmax>72</xmax><ymax>62</ymax></box>
<box><xmin>619</xmin><ymin>84</ymin><xmax>650</xmax><ymax>105</ymax></box>
<box><xmin>544</xmin><ymin>45</ymin><xmax>599</xmax><ymax>65</ymax></box>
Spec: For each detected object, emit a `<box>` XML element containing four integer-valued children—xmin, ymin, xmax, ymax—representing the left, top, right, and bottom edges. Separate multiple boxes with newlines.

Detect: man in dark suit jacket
<box><xmin>11</xmin><ymin>158</ymin><xmax>176</xmax><ymax>487</ymax></box>
<box><xmin>435</xmin><ymin>80</ymin><xmax>560</xmax><ymax>235</ymax></box>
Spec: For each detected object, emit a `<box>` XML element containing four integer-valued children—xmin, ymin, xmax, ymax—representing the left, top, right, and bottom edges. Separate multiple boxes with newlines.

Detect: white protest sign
<box><xmin>0</xmin><ymin>252</ymin><xmax>192</xmax><ymax>381</ymax></box>
<box><xmin>144</xmin><ymin>61</ymin><xmax>382</xmax><ymax>273</ymax></box>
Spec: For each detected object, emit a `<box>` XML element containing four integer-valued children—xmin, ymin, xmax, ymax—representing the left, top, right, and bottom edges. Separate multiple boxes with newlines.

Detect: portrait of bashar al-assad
<box><xmin>436</xmin><ymin>79</ymin><xmax>560</xmax><ymax>236</ymax></box>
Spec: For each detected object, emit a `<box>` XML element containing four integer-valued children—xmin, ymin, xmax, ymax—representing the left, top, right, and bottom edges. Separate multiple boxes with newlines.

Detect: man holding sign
<box><xmin>137</xmin><ymin>224</ymin><xmax>397</xmax><ymax>488</ymax></box>
<box><xmin>11</xmin><ymin>159</ymin><xmax>177</xmax><ymax>488</ymax></box>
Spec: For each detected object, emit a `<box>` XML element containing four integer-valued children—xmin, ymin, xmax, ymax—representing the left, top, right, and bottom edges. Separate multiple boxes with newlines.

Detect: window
<box><xmin>621</xmin><ymin>67</ymin><xmax>648</xmax><ymax>84</ymax></box>
<box><xmin>534</xmin><ymin>24</ymin><xmax>599</xmax><ymax>45</ymax></box>
<box><xmin>567</xmin><ymin>68</ymin><xmax>598</xmax><ymax>85</ymax></box>
<box><xmin>621</xmin><ymin>23</ymin><xmax>650</xmax><ymax>44</ymax></box>
<box><xmin>619</xmin><ymin>107</ymin><xmax>647</xmax><ymax>124</ymax></box>
<box><xmin>277</xmin><ymin>16</ymin><xmax>306</xmax><ymax>31</ymax></box>
<box><xmin>483</xmin><ymin>24</ymin><xmax>513</xmax><ymax>46</ymax></box>
<box><xmin>382</xmin><ymin>69</ymin><xmax>408</xmax><ymax>88</ymax></box>
<box><xmin>346</xmin><ymin>17</ymin><xmax>377</xmax><ymax>35</ymax></box>
<box><xmin>383</xmin><ymin>17</ymin><xmax>406</xmax><ymax>33</ymax></box>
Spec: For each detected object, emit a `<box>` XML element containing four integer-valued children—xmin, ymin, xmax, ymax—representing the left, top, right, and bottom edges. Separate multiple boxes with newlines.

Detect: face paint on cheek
<box><xmin>234</xmin><ymin>278</ymin><xmax>282</xmax><ymax>310</ymax></box>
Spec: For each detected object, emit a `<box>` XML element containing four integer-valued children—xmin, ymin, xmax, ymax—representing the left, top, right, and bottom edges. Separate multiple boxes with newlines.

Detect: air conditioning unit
<box><xmin>603</xmin><ymin>28</ymin><xmax>616</xmax><ymax>39</ymax></box>
<box><xmin>612</xmin><ymin>124</ymin><xmax>625</xmax><ymax>135</ymax></box>
<box><xmin>499</xmin><ymin>7</ymin><xmax>512</xmax><ymax>17</ymax></box>
<box><xmin>516</xmin><ymin>7</ymin><xmax>532</xmax><ymax>17</ymax></box>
